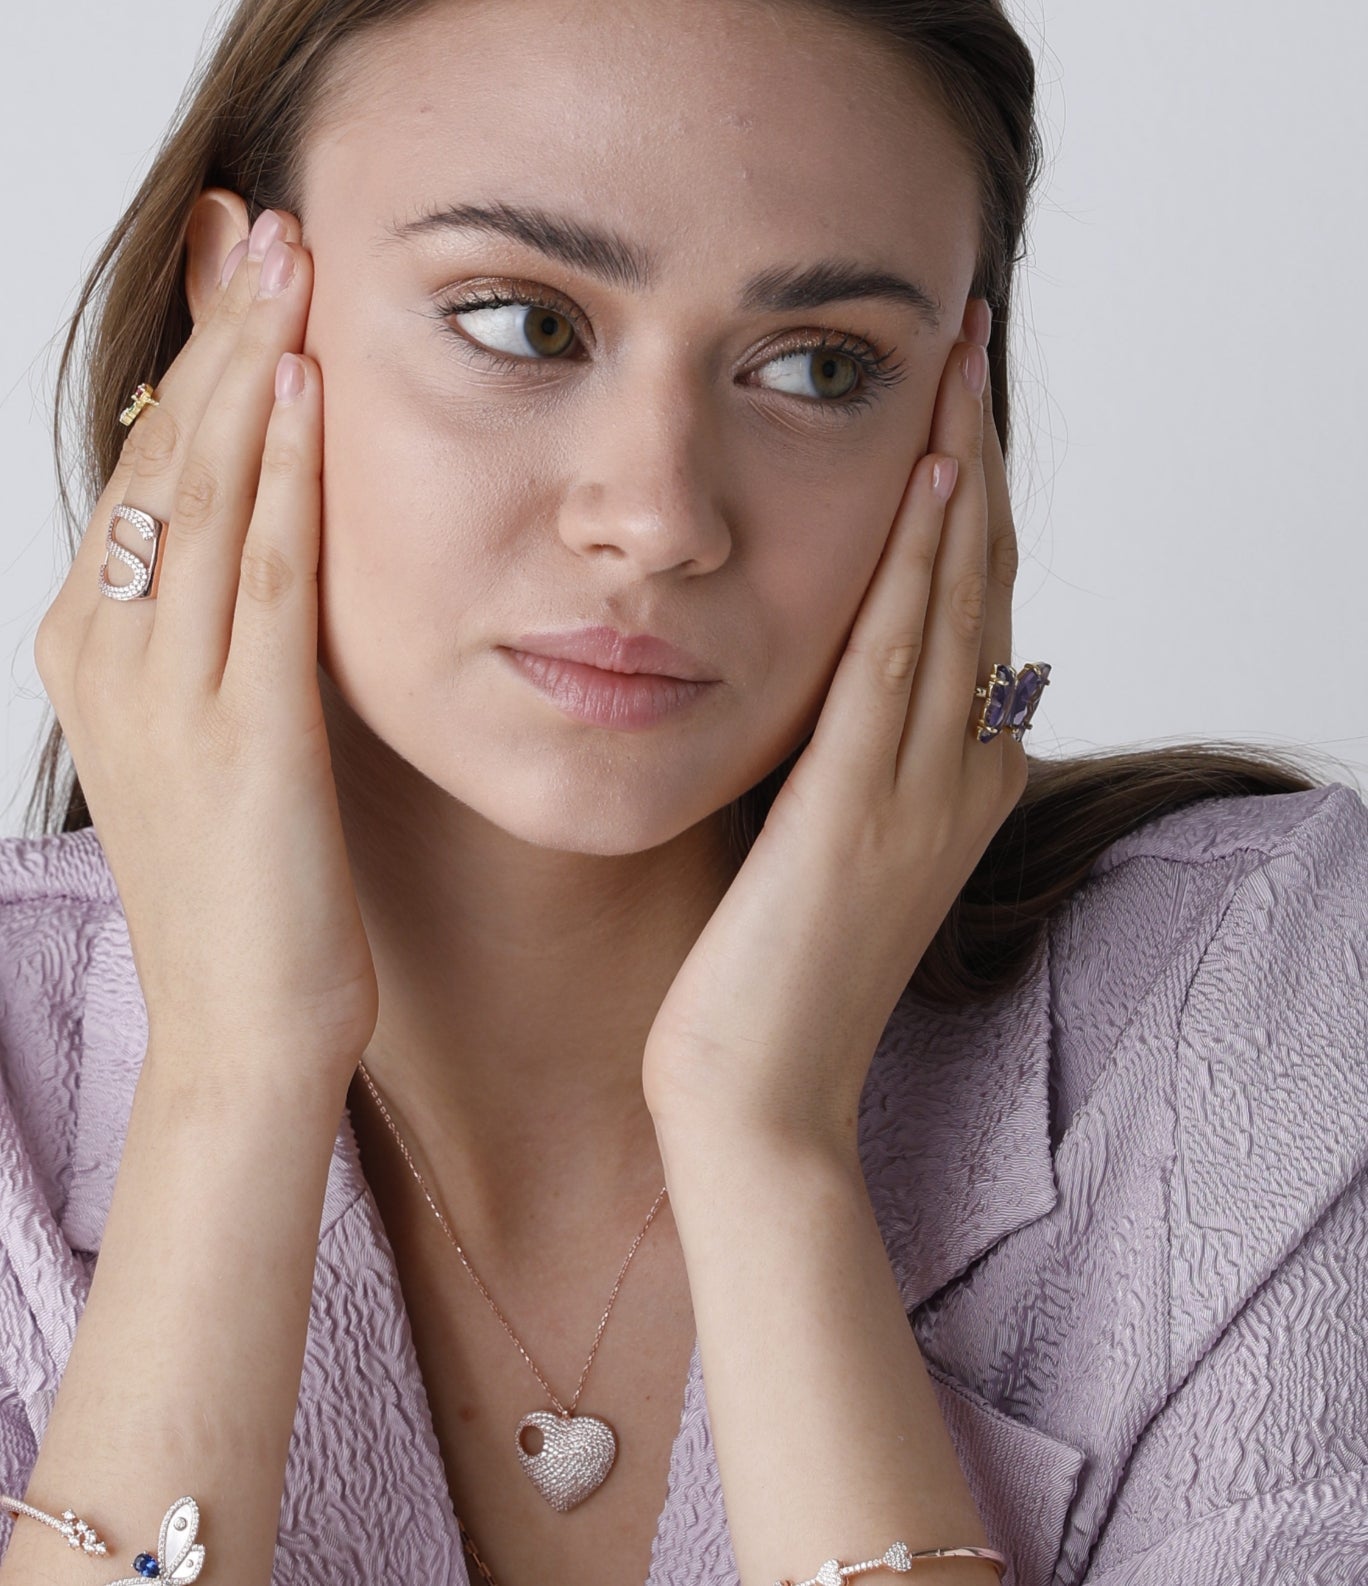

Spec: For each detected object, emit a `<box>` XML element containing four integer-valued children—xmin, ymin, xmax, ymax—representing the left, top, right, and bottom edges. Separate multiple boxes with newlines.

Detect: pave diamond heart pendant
<box><xmin>515</xmin><ymin>1409</ymin><xmax>618</xmax><ymax>1511</ymax></box>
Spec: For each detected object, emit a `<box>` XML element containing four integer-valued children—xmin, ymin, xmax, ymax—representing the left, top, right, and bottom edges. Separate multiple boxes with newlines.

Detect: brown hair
<box><xmin>23</xmin><ymin>0</ymin><xmax>1346</xmax><ymax>1006</ymax></box>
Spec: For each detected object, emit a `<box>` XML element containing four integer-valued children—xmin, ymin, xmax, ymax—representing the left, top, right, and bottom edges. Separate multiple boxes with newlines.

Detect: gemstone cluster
<box><xmin>976</xmin><ymin>660</ymin><xmax>1051</xmax><ymax>742</ymax></box>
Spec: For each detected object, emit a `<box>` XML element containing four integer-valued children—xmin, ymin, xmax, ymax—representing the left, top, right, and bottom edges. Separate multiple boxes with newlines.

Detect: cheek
<box><xmin>311</xmin><ymin>339</ymin><xmax>519</xmax><ymax>712</ymax></box>
<box><xmin>750</xmin><ymin>465</ymin><xmax>909</xmax><ymax>715</ymax></box>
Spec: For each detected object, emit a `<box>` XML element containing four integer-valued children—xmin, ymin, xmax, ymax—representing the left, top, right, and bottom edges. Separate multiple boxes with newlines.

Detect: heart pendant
<box><xmin>514</xmin><ymin>1409</ymin><xmax>618</xmax><ymax>1511</ymax></box>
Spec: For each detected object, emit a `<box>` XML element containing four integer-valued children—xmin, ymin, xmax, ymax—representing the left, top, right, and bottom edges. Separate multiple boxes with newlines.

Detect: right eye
<box><xmin>438</xmin><ymin>291</ymin><xmax>582</xmax><ymax>364</ymax></box>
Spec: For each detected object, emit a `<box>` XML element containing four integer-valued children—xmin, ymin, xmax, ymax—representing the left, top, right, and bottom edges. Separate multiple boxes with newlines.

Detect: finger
<box><xmin>976</xmin><ymin>314</ymin><xmax>1019</xmax><ymax>720</ymax></box>
<box><xmin>971</xmin><ymin>361</ymin><xmax>1029</xmax><ymax>780</ymax></box>
<box><xmin>68</xmin><ymin>245</ymin><xmax>238</xmax><ymax>596</ymax></box>
<box><xmin>219</xmin><ymin>350</ymin><xmax>323</xmax><ymax>721</ymax></box>
<box><xmin>49</xmin><ymin>241</ymin><xmax>255</xmax><ymax>700</ymax></box>
<box><xmin>896</xmin><ymin>334</ymin><xmax>992</xmax><ymax>766</ymax></box>
<box><xmin>71</xmin><ymin>226</ymin><xmax>256</xmax><ymax>597</ymax></box>
<box><xmin>82</xmin><ymin>209</ymin><xmax>302</xmax><ymax>661</ymax></box>
<box><xmin>145</xmin><ymin>228</ymin><xmax>314</xmax><ymax>688</ymax></box>
<box><xmin>972</xmin><ymin>329</ymin><xmax>1034</xmax><ymax>776</ymax></box>
<box><xmin>954</xmin><ymin>297</ymin><xmax>1016</xmax><ymax>690</ymax></box>
<box><xmin>804</xmin><ymin>437</ymin><xmax>955</xmax><ymax>802</ymax></box>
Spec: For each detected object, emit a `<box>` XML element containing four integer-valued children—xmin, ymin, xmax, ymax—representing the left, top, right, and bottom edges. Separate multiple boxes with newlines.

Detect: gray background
<box><xmin>3</xmin><ymin>0</ymin><xmax>1364</xmax><ymax>835</ymax></box>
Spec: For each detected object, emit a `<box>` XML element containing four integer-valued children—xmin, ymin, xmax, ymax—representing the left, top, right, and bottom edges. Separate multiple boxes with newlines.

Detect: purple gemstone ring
<box><xmin>973</xmin><ymin>661</ymin><xmax>1051</xmax><ymax>744</ymax></box>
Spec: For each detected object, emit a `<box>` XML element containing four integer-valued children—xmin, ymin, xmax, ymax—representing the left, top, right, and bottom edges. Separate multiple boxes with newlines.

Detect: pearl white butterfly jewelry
<box><xmin>105</xmin><ymin>1495</ymin><xmax>206</xmax><ymax>1584</ymax></box>
<box><xmin>0</xmin><ymin>1492</ymin><xmax>205</xmax><ymax>1580</ymax></box>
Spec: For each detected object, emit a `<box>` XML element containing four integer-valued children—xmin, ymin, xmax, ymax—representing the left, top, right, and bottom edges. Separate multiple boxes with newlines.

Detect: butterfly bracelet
<box><xmin>0</xmin><ymin>1491</ymin><xmax>205</xmax><ymax>1582</ymax></box>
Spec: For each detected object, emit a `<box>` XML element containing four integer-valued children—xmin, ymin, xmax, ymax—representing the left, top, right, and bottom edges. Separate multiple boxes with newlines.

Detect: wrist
<box><xmin>651</xmin><ymin>1102</ymin><xmax>862</xmax><ymax>1185</ymax></box>
<box><xmin>139</xmin><ymin>1028</ymin><xmax>357</xmax><ymax>1125</ymax></box>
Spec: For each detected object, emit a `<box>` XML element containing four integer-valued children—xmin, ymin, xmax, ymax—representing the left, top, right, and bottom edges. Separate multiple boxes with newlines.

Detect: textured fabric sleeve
<box><xmin>1078</xmin><ymin>1172</ymin><xmax>1368</xmax><ymax>1584</ymax></box>
<box><xmin>0</xmin><ymin>1063</ymin><xmax>54</xmax><ymax>1565</ymax></box>
<box><xmin>0</xmin><ymin>848</ymin><xmax>107</xmax><ymax>1563</ymax></box>
<box><xmin>0</xmin><ymin>1364</ymin><xmax>40</xmax><ymax>1561</ymax></box>
<box><xmin>1079</xmin><ymin>785</ymin><xmax>1368</xmax><ymax>1585</ymax></box>
<box><xmin>0</xmin><ymin>1154</ymin><xmax>45</xmax><ymax>1562</ymax></box>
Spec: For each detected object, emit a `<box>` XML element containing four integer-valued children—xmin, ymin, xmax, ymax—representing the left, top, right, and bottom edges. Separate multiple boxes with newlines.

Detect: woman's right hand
<box><xmin>33</xmin><ymin>206</ymin><xmax>379</xmax><ymax>1092</ymax></box>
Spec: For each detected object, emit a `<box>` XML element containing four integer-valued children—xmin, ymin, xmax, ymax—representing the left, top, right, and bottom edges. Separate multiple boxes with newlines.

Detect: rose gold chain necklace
<box><xmin>354</xmin><ymin>1059</ymin><xmax>669</xmax><ymax>1574</ymax></box>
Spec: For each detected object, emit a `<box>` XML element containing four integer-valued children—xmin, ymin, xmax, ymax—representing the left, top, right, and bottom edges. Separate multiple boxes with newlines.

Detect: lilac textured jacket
<box><xmin>2</xmin><ymin>783</ymin><xmax>1367</xmax><ymax>1585</ymax></box>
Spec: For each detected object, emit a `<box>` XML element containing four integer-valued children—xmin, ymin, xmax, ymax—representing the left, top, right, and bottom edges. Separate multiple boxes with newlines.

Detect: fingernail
<box><xmin>248</xmin><ymin>209</ymin><xmax>284</xmax><ymax>261</ymax></box>
<box><xmin>932</xmin><ymin>456</ymin><xmax>959</xmax><ymax>502</ymax></box>
<box><xmin>258</xmin><ymin>239</ymin><xmax>296</xmax><ymax>298</ymax></box>
<box><xmin>275</xmin><ymin>353</ymin><xmax>305</xmax><ymax>404</ymax></box>
<box><xmin>962</xmin><ymin>344</ymin><xmax>988</xmax><ymax>397</ymax></box>
<box><xmin>219</xmin><ymin>238</ymin><xmax>249</xmax><ymax>288</ymax></box>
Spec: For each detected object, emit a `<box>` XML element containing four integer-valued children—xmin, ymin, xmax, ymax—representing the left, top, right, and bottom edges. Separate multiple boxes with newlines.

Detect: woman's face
<box><xmin>300</xmin><ymin>0</ymin><xmax>980</xmax><ymax>855</ymax></box>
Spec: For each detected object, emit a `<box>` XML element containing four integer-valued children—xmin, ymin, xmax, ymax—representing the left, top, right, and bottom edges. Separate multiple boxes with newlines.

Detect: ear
<box><xmin>183</xmin><ymin>188</ymin><xmax>252</xmax><ymax>326</ymax></box>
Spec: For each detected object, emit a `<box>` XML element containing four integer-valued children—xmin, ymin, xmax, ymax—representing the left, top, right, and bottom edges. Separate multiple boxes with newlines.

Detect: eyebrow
<box><xmin>384</xmin><ymin>199</ymin><xmax>943</xmax><ymax>331</ymax></box>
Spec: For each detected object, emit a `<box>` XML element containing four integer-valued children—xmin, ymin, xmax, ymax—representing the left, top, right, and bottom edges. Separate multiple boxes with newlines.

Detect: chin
<box><xmin>320</xmin><ymin>653</ymin><xmax>809</xmax><ymax>856</ymax></box>
<box><xmin>451</xmin><ymin>752</ymin><xmax>727</xmax><ymax>856</ymax></box>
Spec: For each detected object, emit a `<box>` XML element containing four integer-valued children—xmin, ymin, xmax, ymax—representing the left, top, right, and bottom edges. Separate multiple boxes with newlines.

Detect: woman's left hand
<box><xmin>641</xmin><ymin>299</ymin><xmax>1029</xmax><ymax>1149</ymax></box>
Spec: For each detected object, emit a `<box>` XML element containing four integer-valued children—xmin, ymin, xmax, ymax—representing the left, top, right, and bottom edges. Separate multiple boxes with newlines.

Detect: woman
<box><xmin>1</xmin><ymin>1</ymin><xmax>1364</xmax><ymax>1583</ymax></box>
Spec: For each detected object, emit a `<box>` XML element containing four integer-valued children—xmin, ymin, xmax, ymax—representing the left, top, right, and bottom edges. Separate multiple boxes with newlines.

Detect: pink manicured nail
<box><xmin>961</xmin><ymin>345</ymin><xmax>988</xmax><ymax>397</ymax></box>
<box><xmin>258</xmin><ymin>239</ymin><xmax>296</xmax><ymax>297</ymax></box>
<box><xmin>248</xmin><ymin>209</ymin><xmax>284</xmax><ymax>261</ymax></box>
<box><xmin>275</xmin><ymin>353</ymin><xmax>305</xmax><ymax>404</ymax></box>
<box><xmin>932</xmin><ymin>457</ymin><xmax>959</xmax><ymax>502</ymax></box>
<box><xmin>219</xmin><ymin>239</ymin><xmax>249</xmax><ymax>288</ymax></box>
<box><xmin>966</xmin><ymin>298</ymin><xmax>993</xmax><ymax>347</ymax></box>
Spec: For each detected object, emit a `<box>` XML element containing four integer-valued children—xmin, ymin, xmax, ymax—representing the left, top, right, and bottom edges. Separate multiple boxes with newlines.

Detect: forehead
<box><xmin>302</xmin><ymin>0</ymin><xmax>979</xmax><ymax>295</ymax></box>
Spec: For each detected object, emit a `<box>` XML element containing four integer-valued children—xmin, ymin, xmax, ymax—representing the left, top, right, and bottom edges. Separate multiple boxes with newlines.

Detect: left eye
<box><xmin>753</xmin><ymin>347</ymin><xmax>860</xmax><ymax>402</ymax></box>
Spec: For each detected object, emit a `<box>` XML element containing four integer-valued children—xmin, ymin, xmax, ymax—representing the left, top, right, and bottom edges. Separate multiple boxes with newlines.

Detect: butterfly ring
<box><xmin>973</xmin><ymin>660</ymin><xmax>1052</xmax><ymax>743</ymax></box>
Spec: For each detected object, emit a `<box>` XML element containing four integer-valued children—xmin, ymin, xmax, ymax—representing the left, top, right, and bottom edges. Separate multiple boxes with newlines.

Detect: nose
<box><xmin>555</xmin><ymin>366</ymin><xmax>734</xmax><ymax>576</ymax></box>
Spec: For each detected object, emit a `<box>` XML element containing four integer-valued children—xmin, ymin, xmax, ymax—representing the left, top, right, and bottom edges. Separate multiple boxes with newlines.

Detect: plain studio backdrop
<box><xmin>1</xmin><ymin>0</ymin><xmax>1364</xmax><ymax>839</ymax></box>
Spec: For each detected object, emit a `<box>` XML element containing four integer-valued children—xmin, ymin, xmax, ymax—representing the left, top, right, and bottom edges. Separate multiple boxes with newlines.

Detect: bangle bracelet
<box><xmin>3</xmin><ymin>1493</ymin><xmax>1005</xmax><ymax>1586</ymax></box>
<box><xmin>774</xmin><ymin>1540</ymin><xmax>1009</xmax><ymax>1586</ymax></box>
<box><xmin>0</xmin><ymin>1491</ymin><xmax>205</xmax><ymax>1582</ymax></box>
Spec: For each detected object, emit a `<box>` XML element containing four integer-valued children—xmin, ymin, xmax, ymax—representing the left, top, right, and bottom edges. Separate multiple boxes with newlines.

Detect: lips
<box><xmin>501</xmin><ymin>648</ymin><xmax>715</xmax><ymax>730</ymax></box>
<box><xmin>505</xmin><ymin>625</ymin><xmax>714</xmax><ymax>682</ymax></box>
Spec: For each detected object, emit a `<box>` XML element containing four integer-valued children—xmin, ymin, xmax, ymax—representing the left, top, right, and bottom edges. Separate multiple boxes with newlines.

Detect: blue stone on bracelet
<box><xmin>133</xmin><ymin>1553</ymin><xmax>160</xmax><ymax>1577</ymax></box>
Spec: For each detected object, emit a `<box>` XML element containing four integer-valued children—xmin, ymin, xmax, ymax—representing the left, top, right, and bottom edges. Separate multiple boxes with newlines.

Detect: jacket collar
<box><xmin>859</xmin><ymin>932</ymin><xmax>1060</xmax><ymax>1311</ymax></box>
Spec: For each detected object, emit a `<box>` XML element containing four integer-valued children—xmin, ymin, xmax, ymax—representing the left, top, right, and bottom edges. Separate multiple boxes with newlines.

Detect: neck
<box><xmin>326</xmin><ymin>685</ymin><xmax>740</xmax><ymax>1259</ymax></box>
